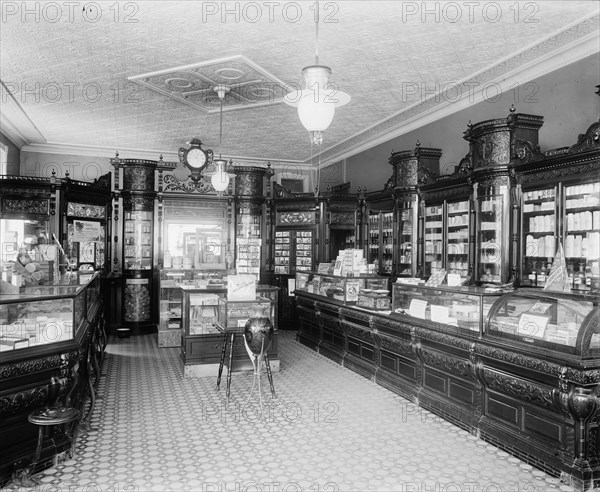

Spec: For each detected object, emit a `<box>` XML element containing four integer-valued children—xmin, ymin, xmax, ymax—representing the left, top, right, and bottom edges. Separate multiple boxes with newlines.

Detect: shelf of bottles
<box><xmin>564</xmin><ymin>181</ymin><xmax>600</xmax><ymax>293</ymax></box>
<box><xmin>477</xmin><ymin>192</ymin><xmax>505</xmax><ymax>284</ymax></box>
<box><xmin>521</xmin><ymin>187</ymin><xmax>557</xmax><ymax>288</ymax></box>
<box><xmin>366</xmin><ymin>211</ymin><xmax>393</xmax><ymax>274</ymax></box>
<box><xmin>123</xmin><ymin>210</ymin><xmax>153</xmax><ymax>270</ymax></box>
<box><xmin>274</xmin><ymin>230</ymin><xmax>313</xmax><ymax>274</ymax></box>
<box><xmin>424</xmin><ymin>205</ymin><xmax>443</xmax><ymax>278</ymax></box>
<box><xmin>397</xmin><ymin>206</ymin><xmax>414</xmax><ymax>276</ymax></box>
<box><xmin>446</xmin><ymin>199</ymin><xmax>470</xmax><ymax>279</ymax></box>
<box><xmin>236</xmin><ymin>211</ymin><xmax>261</xmax><ymax>276</ymax></box>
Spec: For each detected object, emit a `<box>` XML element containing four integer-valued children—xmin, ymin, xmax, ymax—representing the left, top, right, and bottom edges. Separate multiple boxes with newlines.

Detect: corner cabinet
<box><xmin>113</xmin><ymin>158</ymin><xmax>158</xmax><ymax>332</ymax></box>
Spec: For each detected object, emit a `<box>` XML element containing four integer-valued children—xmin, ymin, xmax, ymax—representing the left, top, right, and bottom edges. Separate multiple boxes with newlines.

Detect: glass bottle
<box><xmin>567</xmin><ymin>263</ymin><xmax>575</xmax><ymax>289</ymax></box>
<box><xmin>574</xmin><ymin>263</ymin><xmax>585</xmax><ymax>291</ymax></box>
<box><xmin>536</xmin><ymin>264</ymin><xmax>547</xmax><ymax>288</ymax></box>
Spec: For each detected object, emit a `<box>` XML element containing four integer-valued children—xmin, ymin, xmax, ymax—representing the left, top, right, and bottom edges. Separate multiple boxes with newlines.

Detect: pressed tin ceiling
<box><xmin>0</xmin><ymin>1</ymin><xmax>599</xmax><ymax>168</ymax></box>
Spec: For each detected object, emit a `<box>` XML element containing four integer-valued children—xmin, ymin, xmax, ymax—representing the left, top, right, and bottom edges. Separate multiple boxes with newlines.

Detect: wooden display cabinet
<box><xmin>364</xmin><ymin>187</ymin><xmax>395</xmax><ymax>276</ymax></box>
<box><xmin>514</xmin><ymin>120</ymin><xmax>600</xmax><ymax>292</ymax></box>
<box><xmin>389</xmin><ymin>145</ymin><xmax>441</xmax><ymax>278</ymax></box>
<box><xmin>419</xmin><ymin>162</ymin><xmax>473</xmax><ymax>283</ymax></box>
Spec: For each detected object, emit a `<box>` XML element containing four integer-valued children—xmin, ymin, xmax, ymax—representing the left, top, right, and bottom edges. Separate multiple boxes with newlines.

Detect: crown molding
<box><xmin>19</xmin><ymin>141</ymin><xmax>311</xmax><ymax>170</ymax></box>
<box><xmin>317</xmin><ymin>14</ymin><xmax>600</xmax><ymax>165</ymax></box>
<box><xmin>0</xmin><ymin>81</ymin><xmax>46</xmax><ymax>148</ymax></box>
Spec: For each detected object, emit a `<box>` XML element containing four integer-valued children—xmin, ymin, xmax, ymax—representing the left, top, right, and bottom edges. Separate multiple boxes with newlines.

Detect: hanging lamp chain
<box><xmin>219</xmin><ymin>95</ymin><xmax>224</xmax><ymax>160</ymax></box>
<box><xmin>314</xmin><ymin>0</ymin><xmax>319</xmax><ymax>65</ymax></box>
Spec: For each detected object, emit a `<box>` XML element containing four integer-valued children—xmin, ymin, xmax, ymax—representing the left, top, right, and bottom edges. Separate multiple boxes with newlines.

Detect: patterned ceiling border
<box><xmin>318</xmin><ymin>13</ymin><xmax>600</xmax><ymax>165</ymax></box>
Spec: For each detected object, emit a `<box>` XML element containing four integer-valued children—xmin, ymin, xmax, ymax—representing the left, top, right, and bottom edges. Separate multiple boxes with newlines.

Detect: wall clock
<box><xmin>178</xmin><ymin>138</ymin><xmax>213</xmax><ymax>179</ymax></box>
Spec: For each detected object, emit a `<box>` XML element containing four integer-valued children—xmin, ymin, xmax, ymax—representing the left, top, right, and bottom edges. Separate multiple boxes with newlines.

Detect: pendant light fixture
<box><xmin>283</xmin><ymin>1</ymin><xmax>350</xmax><ymax>145</ymax></box>
<box><xmin>211</xmin><ymin>84</ymin><xmax>231</xmax><ymax>193</ymax></box>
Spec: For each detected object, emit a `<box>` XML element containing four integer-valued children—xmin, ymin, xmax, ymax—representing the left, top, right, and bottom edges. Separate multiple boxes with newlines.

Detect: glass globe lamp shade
<box><xmin>211</xmin><ymin>159</ymin><xmax>230</xmax><ymax>192</ymax></box>
<box><xmin>297</xmin><ymin>93</ymin><xmax>336</xmax><ymax>132</ymax></box>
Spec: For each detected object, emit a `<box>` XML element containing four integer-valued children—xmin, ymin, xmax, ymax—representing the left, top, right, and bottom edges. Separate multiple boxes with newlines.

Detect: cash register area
<box><xmin>1</xmin><ymin>331</ymin><xmax>578</xmax><ymax>492</ymax></box>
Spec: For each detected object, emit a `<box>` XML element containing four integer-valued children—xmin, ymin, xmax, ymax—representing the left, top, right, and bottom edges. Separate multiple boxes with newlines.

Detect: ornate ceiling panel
<box><xmin>0</xmin><ymin>1</ymin><xmax>598</xmax><ymax>165</ymax></box>
<box><xmin>128</xmin><ymin>56</ymin><xmax>289</xmax><ymax>113</ymax></box>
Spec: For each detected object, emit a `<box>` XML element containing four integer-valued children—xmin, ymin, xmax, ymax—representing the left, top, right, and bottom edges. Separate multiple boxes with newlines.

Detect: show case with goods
<box><xmin>123</xmin><ymin>210</ymin><xmax>153</xmax><ymax>270</ymax></box>
<box><xmin>563</xmin><ymin>181</ymin><xmax>600</xmax><ymax>292</ymax></box>
<box><xmin>391</xmin><ymin>282</ymin><xmax>508</xmax><ymax>333</ymax></box>
<box><xmin>121</xmin><ymin>194</ymin><xmax>155</xmax><ymax>328</ymax></box>
<box><xmin>389</xmin><ymin>146</ymin><xmax>441</xmax><ymax>278</ymax></box>
<box><xmin>521</xmin><ymin>186</ymin><xmax>559</xmax><ymax>287</ymax></box>
<box><xmin>446</xmin><ymin>199</ymin><xmax>471</xmax><ymax>280</ymax></box>
<box><xmin>366</xmin><ymin>210</ymin><xmax>394</xmax><ymax>274</ymax></box>
<box><xmin>423</xmin><ymin>204</ymin><xmax>443</xmax><ymax>279</ymax></box>
<box><xmin>236</xmin><ymin>202</ymin><xmax>263</xmax><ymax>276</ymax></box>
<box><xmin>514</xmin><ymin>120</ymin><xmax>600</xmax><ymax>293</ymax></box>
<box><xmin>475</xmin><ymin>183</ymin><xmax>511</xmax><ymax>285</ymax></box>
<box><xmin>63</xmin><ymin>175</ymin><xmax>111</xmax><ymax>272</ymax></box>
<box><xmin>396</xmin><ymin>196</ymin><xmax>419</xmax><ymax>277</ymax></box>
<box><xmin>325</xmin><ymin>195</ymin><xmax>359</xmax><ymax>262</ymax></box>
<box><xmin>180</xmin><ymin>285</ymin><xmax>279</xmax><ymax>377</ymax></box>
<box><xmin>295</xmin><ymin>271</ymin><xmax>388</xmax><ymax>308</ymax></box>
<box><xmin>274</xmin><ymin>230</ymin><xmax>314</xmax><ymax>274</ymax></box>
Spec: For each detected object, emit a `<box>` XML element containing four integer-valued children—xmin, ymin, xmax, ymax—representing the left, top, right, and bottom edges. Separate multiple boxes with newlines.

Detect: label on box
<box><xmin>345</xmin><ymin>280</ymin><xmax>360</xmax><ymax>302</ymax></box>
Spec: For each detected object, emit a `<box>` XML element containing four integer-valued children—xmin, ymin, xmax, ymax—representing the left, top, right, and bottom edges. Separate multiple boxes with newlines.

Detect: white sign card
<box><xmin>447</xmin><ymin>273</ymin><xmax>462</xmax><ymax>287</ymax></box>
<box><xmin>430</xmin><ymin>305</ymin><xmax>450</xmax><ymax>324</ymax></box>
<box><xmin>73</xmin><ymin>220</ymin><xmax>102</xmax><ymax>242</ymax></box>
<box><xmin>288</xmin><ymin>278</ymin><xmax>296</xmax><ymax>297</ymax></box>
<box><xmin>227</xmin><ymin>274</ymin><xmax>256</xmax><ymax>301</ymax></box>
<box><xmin>409</xmin><ymin>299</ymin><xmax>428</xmax><ymax>319</ymax></box>
<box><xmin>518</xmin><ymin>313</ymin><xmax>549</xmax><ymax>339</ymax></box>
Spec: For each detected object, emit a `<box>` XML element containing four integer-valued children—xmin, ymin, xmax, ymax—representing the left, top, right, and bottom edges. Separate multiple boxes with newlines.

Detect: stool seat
<box><xmin>29</xmin><ymin>406</ymin><xmax>79</xmax><ymax>426</ymax></box>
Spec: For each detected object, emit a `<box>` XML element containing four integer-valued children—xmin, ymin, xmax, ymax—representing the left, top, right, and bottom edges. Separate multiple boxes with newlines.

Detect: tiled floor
<box><xmin>4</xmin><ymin>331</ymin><xmax>578</xmax><ymax>492</ymax></box>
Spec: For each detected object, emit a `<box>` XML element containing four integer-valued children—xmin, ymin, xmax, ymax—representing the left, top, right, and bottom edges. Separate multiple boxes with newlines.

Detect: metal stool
<box><xmin>13</xmin><ymin>400</ymin><xmax>79</xmax><ymax>487</ymax></box>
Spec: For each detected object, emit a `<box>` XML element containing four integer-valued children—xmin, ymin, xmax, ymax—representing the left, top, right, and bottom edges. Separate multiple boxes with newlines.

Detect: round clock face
<box><xmin>186</xmin><ymin>148</ymin><xmax>207</xmax><ymax>169</ymax></box>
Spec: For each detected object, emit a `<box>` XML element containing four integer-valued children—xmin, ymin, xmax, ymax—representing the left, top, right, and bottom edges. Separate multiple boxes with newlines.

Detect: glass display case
<box><xmin>65</xmin><ymin>201</ymin><xmax>108</xmax><ymax>271</ymax></box>
<box><xmin>476</xmin><ymin>183</ymin><xmax>511</xmax><ymax>285</ymax></box>
<box><xmin>123</xmin><ymin>210</ymin><xmax>153</xmax><ymax>270</ymax></box>
<box><xmin>273</xmin><ymin>230</ymin><xmax>314</xmax><ymax>274</ymax></box>
<box><xmin>391</xmin><ymin>282</ymin><xmax>509</xmax><ymax>333</ymax></box>
<box><xmin>563</xmin><ymin>181</ymin><xmax>600</xmax><ymax>293</ymax></box>
<box><xmin>487</xmin><ymin>288</ymin><xmax>599</xmax><ymax>354</ymax></box>
<box><xmin>182</xmin><ymin>291</ymin><xmax>222</xmax><ymax>336</ymax></box>
<box><xmin>236</xmin><ymin>205</ymin><xmax>261</xmax><ymax>275</ymax></box>
<box><xmin>366</xmin><ymin>211</ymin><xmax>394</xmax><ymax>274</ymax></box>
<box><xmin>217</xmin><ymin>296</ymin><xmax>275</xmax><ymax>330</ymax></box>
<box><xmin>397</xmin><ymin>199</ymin><xmax>418</xmax><ymax>277</ymax></box>
<box><xmin>424</xmin><ymin>205</ymin><xmax>443</xmax><ymax>278</ymax></box>
<box><xmin>159</xmin><ymin>268</ymin><xmax>231</xmax><ymax>332</ymax></box>
<box><xmin>446</xmin><ymin>199</ymin><xmax>471</xmax><ymax>280</ymax></box>
<box><xmin>521</xmin><ymin>186</ymin><xmax>558</xmax><ymax>288</ymax></box>
<box><xmin>0</xmin><ymin>272</ymin><xmax>99</xmax><ymax>352</ymax></box>
<box><xmin>295</xmin><ymin>272</ymin><xmax>388</xmax><ymax>305</ymax></box>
